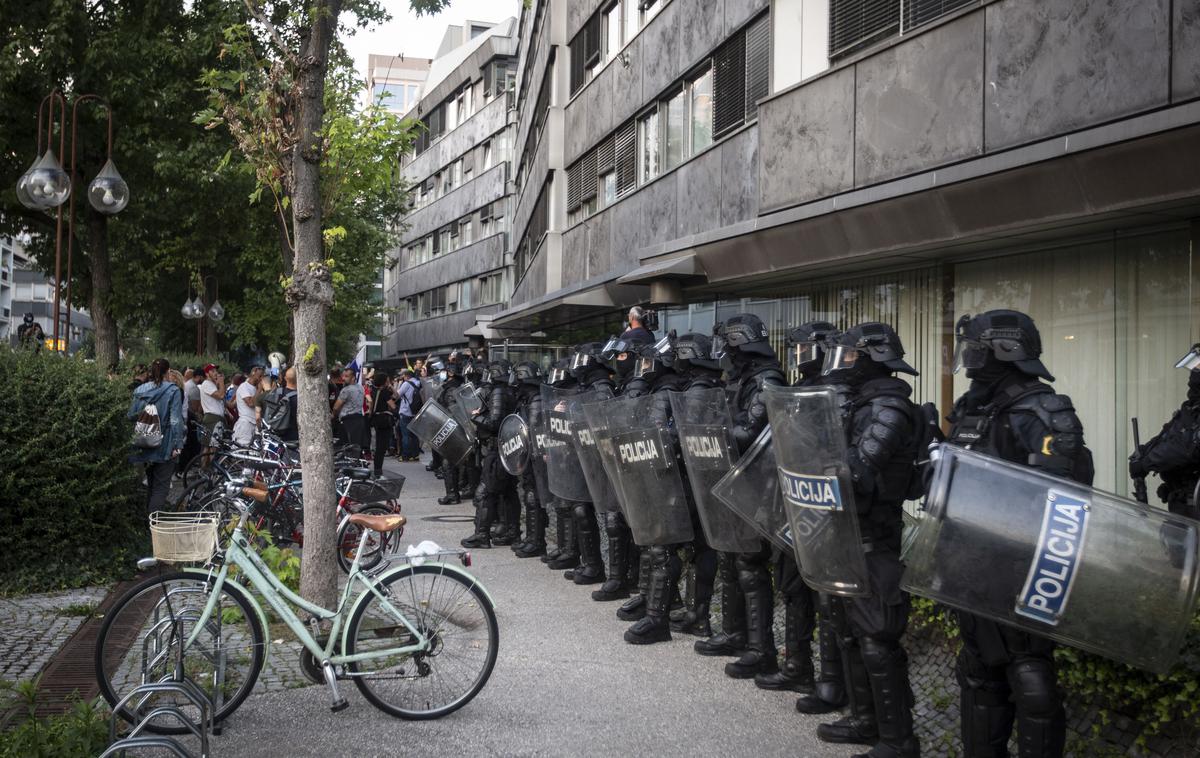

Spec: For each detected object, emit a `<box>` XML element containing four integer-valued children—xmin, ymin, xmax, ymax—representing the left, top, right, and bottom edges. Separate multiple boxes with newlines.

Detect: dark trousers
<box><xmin>339</xmin><ymin>414</ymin><xmax>366</xmax><ymax>450</ymax></box>
<box><xmin>397</xmin><ymin>414</ymin><xmax>417</xmax><ymax>458</ymax></box>
<box><xmin>145</xmin><ymin>460</ymin><xmax>177</xmax><ymax>513</ymax></box>
<box><xmin>179</xmin><ymin>421</ymin><xmax>201</xmax><ymax>470</ymax></box>
<box><xmin>371</xmin><ymin>423</ymin><xmax>390</xmax><ymax>476</ymax></box>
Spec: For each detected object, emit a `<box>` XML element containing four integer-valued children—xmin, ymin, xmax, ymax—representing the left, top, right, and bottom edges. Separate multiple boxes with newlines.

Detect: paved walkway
<box><xmin>209</xmin><ymin>454</ymin><xmax>844</xmax><ymax>757</ymax></box>
<box><xmin>0</xmin><ymin>586</ymin><xmax>107</xmax><ymax>685</ymax></box>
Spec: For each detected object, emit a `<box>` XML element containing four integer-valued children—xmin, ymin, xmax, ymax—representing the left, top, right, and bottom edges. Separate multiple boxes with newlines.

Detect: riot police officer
<box><xmin>462</xmin><ymin>359</ymin><xmax>519</xmax><ymax>549</ymax></box>
<box><xmin>511</xmin><ymin>360</ymin><xmax>549</xmax><ymax>557</ymax></box>
<box><xmin>1129</xmin><ymin>343</ymin><xmax>1200</xmax><ymax>519</ymax></box>
<box><xmin>947</xmin><ymin>310</ymin><xmax>1093</xmax><ymax>758</ymax></box>
<box><xmin>694</xmin><ymin>313</ymin><xmax>785</xmax><ymax>679</ymax></box>
<box><xmin>543</xmin><ymin>358</ymin><xmax>582</xmax><ymax>572</ymax></box>
<box><xmin>436</xmin><ymin>362</ymin><xmax>467</xmax><ymax>505</ymax></box>
<box><xmin>425</xmin><ymin>358</ymin><xmax>447</xmax><ymax>475</ymax></box>
<box><xmin>598</xmin><ymin>334</ymin><xmax>653</xmax><ymax>606</ymax></box>
<box><xmin>566</xmin><ymin>343</ymin><xmax>616</xmax><ymax>585</ymax></box>
<box><xmin>815</xmin><ymin>321</ymin><xmax>921</xmax><ymax>758</ymax></box>
<box><xmin>623</xmin><ymin>338</ymin><xmax>693</xmax><ymax>644</ymax></box>
<box><xmin>664</xmin><ymin>332</ymin><xmax>725</xmax><ymax>638</ymax></box>
<box><xmin>764</xmin><ymin>322</ymin><xmax>849</xmax><ymax>715</ymax></box>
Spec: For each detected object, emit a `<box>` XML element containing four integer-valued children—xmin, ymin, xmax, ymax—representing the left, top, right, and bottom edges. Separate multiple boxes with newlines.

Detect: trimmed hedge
<box><xmin>0</xmin><ymin>350</ymin><xmax>148</xmax><ymax>594</ymax></box>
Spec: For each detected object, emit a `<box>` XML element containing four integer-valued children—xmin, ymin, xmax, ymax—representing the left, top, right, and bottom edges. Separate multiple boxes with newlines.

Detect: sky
<box><xmin>343</xmin><ymin>0</ymin><xmax>523</xmax><ymax>80</ymax></box>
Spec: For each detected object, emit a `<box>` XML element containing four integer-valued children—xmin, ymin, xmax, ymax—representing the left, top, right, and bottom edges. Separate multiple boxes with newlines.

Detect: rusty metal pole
<box><xmin>49</xmin><ymin>91</ymin><xmax>66</xmax><ymax>351</ymax></box>
<box><xmin>65</xmin><ymin>95</ymin><xmax>111</xmax><ymax>351</ymax></box>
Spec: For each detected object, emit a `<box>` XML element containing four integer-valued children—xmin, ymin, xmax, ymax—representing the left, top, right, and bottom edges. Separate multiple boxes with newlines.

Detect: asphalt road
<box><xmin>209</xmin><ymin>454</ymin><xmax>848</xmax><ymax>757</ymax></box>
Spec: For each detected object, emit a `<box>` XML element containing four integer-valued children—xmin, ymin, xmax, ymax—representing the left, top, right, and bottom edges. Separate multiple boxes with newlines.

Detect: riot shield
<box><xmin>526</xmin><ymin>399</ymin><xmax>556</xmax><ymax>511</ymax></box>
<box><xmin>451</xmin><ymin>383</ymin><xmax>485</xmax><ymax>442</ymax></box>
<box><xmin>498</xmin><ymin>413</ymin><xmax>530</xmax><ymax>475</ymax></box>
<box><xmin>583</xmin><ymin>395</ymin><xmax>694</xmax><ymax>545</ymax></box>
<box><xmin>711</xmin><ymin>427</ymin><xmax>792</xmax><ymax>552</ymax></box>
<box><xmin>569</xmin><ymin>388</ymin><xmax>623</xmax><ymax>514</ymax></box>
<box><xmin>420</xmin><ymin>374</ymin><xmax>444</xmax><ymax>404</ymax></box>
<box><xmin>670</xmin><ymin>388</ymin><xmax>761</xmax><ymax>553</ymax></box>
<box><xmin>540</xmin><ymin>385</ymin><xmax>590</xmax><ymax>502</ymax></box>
<box><xmin>764</xmin><ymin>385</ymin><xmax>870</xmax><ymax>597</ymax></box>
<box><xmin>903</xmin><ymin>444</ymin><xmax>1200</xmax><ymax>673</ymax></box>
<box><xmin>408</xmin><ymin>399</ymin><xmax>472</xmax><ymax>465</ymax></box>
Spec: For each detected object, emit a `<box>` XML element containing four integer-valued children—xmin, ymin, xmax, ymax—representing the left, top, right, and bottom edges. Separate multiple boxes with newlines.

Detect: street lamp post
<box><xmin>16</xmin><ymin>90</ymin><xmax>128</xmax><ymax>353</ymax></box>
<box><xmin>181</xmin><ymin>275</ymin><xmax>223</xmax><ymax>356</ymax></box>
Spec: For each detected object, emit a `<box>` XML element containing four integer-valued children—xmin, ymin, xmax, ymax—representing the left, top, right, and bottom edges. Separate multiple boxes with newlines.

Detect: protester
<box><xmin>367</xmin><ymin>372</ymin><xmax>397</xmax><ymax>477</ymax></box>
<box><xmin>395</xmin><ymin>368</ymin><xmax>421</xmax><ymax>461</ymax></box>
<box><xmin>332</xmin><ymin>367</ymin><xmax>365</xmax><ymax>448</ymax></box>
<box><xmin>128</xmin><ymin>358</ymin><xmax>185</xmax><ymax>513</ymax></box>
<box><xmin>254</xmin><ymin>370</ymin><xmax>277</xmax><ymax>430</ymax></box>
<box><xmin>277</xmin><ymin>367</ymin><xmax>300</xmax><ymax>442</ymax></box>
<box><xmin>199</xmin><ymin>364</ymin><xmax>226</xmax><ymax>457</ymax></box>
<box><xmin>232</xmin><ymin>365</ymin><xmax>263</xmax><ymax>446</ymax></box>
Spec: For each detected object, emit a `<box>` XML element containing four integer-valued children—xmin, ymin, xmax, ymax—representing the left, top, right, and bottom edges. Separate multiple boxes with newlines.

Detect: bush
<box><xmin>0</xmin><ymin>350</ymin><xmax>148</xmax><ymax>593</ymax></box>
<box><xmin>0</xmin><ymin>680</ymin><xmax>108</xmax><ymax>758</ymax></box>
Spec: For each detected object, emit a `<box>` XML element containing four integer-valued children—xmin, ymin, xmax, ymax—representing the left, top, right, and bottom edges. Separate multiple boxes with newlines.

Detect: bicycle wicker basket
<box><xmin>347</xmin><ymin>475</ymin><xmax>405</xmax><ymax>503</ymax></box>
<box><xmin>150</xmin><ymin>511</ymin><xmax>219</xmax><ymax>563</ymax></box>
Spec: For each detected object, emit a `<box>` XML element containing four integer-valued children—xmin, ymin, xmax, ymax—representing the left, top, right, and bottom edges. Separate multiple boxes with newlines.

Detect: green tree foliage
<box><xmin>0</xmin><ymin>350</ymin><xmax>146</xmax><ymax>593</ymax></box>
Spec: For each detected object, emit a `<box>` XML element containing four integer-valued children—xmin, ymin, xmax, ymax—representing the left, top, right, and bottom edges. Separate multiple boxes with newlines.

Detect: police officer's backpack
<box><xmin>908</xmin><ymin>401</ymin><xmax>947</xmax><ymax>500</ymax></box>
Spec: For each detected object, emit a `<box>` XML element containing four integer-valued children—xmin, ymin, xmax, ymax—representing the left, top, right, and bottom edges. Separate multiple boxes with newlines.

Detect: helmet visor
<box><xmin>822</xmin><ymin>345</ymin><xmax>860</xmax><ymax>375</ymax></box>
<box><xmin>570</xmin><ymin>352</ymin><xmax>594</xmax><ymax>372</ymax></box>
<box><xmin>548</xmin><ymin>367</ymin><xmax>567</xmax><ymax>384</ymax></box>
<box><xmin>953</xmin><ymin>338</ymin><xmax>990</xmax><ymax>375</ymax></box>
<box><xmin>1175</xmin><ymin>344</ymin><xmax>1200</xmax><ymax>371</ymax></box>
<box><xmin>600</xmin><ymin>337</ymin><xmax>627</xmax><ymax>361</ymax></box>
<box><xmin>632</xmin><ymin>355</ymin><xmax>657</xmax><ymax>380</ymax></box>
<box><xmin>711</xmin><ymin>335</ymin><xmax>728</xmax><ymax>360</ymax></box>
<box><xmin>721</xmin><ymin>323</ymin><xmax>760</xmax><ymax>347</ymax></box>
<box><xmin>788</xmin><ymin>342</ymin><xmax>822</xmax><ymax>373</ymax></box>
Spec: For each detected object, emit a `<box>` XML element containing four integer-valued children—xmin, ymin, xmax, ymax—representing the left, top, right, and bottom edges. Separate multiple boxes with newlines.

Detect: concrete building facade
<box><xmin>382</xmin><ymin>0</ymin><xmax>1200</xmax><ymax>499</ymax></box>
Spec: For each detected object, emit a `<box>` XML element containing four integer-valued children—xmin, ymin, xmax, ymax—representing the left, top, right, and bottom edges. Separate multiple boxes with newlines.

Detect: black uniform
<box><xmin>569</xmin><ymin>363</ymin><xmax>616</xmax><ymax>585</ymax></box>
<box><xmin>544</xmin><ymin>364</ymin><xmax>582</xmax><ymax>571</ymax></box>
<box><xmin>1132</xmin><ymin>369</ymin><xmax>1200</xmax><ymax>519</ymax></box>
<box><xmin>594</xmin><ymin>372</ymin><xmax>649</xmax><ymax>603</ymax></box>
<box><xmin>814</xmin><ymin>323</ymin><xmax>921</xmax><ymax>758</ymax></box>
<box><xmin>947</xmin><ymin>309</ymin><xmax>1093</xmax><ymax>758</ymax></box>
<box><xmin>462</xmin><ymin>373</ymin><xmax>519</xmax><ymax>548</ymax></box>
<box><xmin>512</xmin><ymin>374</ymin><xmax>549</xmax><ymax>557</ymax></box>
<box><xmin>436</xmin><ymin>373</ymin><xmax>466</xmax><ymax>504</ymax></box>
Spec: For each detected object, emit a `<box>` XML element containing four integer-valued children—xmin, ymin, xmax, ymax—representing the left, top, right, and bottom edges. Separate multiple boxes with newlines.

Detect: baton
<box><xmin>1132</xmin><ymin>417</ymin><xmax>1149</xmax><ymax>504</ymax></box>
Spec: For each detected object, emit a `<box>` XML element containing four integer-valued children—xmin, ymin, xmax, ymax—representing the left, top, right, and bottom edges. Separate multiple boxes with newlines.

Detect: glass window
<box><xmin>460</xmin><ymin>279</ymin><xmax>473</xmax><ymax>309</ymax></box>
<box><xmin>638</xmin><ymin>109</ymin><xmax>660</xmax><ymax>184</ymax></box>
<box><xmin>664</xmin><ymin>88</ymin><xmax>686</xmax><ymax>170</ymax></box>
<box><xmin>604</xmin><ymin>3</ymin><xmax>622</xmax><ymax>63</ymax></box>
<box><xmin>601</xmin><ymin>171</ymin><xmax>616</xmax><ymax>206</ymax></box>
<box><xmin>482</xmin><ymin>141</ymin><xmax>493</xmax><ymax>171</ymax></box>
<box><xmin>689</xmin><ymin>66</ymin><xmax>714</xmax><ymax>154</ymax></box>
<box><xmin>461</xmin><ymin>217</ymin><xmax>473</xmax><ymax>246</ymax></box>
<box><xmin>624</xmin><ymin>0</ymin><xmax>639</xmax><ymax>44</ymax></box>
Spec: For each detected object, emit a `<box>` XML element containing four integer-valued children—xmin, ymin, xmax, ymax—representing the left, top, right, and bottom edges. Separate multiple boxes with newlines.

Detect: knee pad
<box><xmin>1009</xmin><ymin>658</ymin><xmax>1060</xmax><ymax>717</ymax></box>
<box><xmin>648</xmin><ymin>545</ymin><xmax>671</xmax><ymax>568</ymax></box>
<box><xmin>859</xmin><ymin>635</ymin><xmax>905</xmax><ymax>671</ymax></box>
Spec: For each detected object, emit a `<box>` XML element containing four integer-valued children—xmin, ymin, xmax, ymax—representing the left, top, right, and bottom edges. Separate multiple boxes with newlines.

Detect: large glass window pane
<box><xmin>690</xmin><ymin>67</ymin><xmax>714</xmax><ymax>153</ymax></box>
<box><xmin>638</xmin><ymin>110</ymin><xmax>660</xmax><ymax>184</ymax></box>
<box><xmin>604</xmin><ymin>4</ymin><xmax>621</xmax><ymax>63</ymax></box>
<box><xmin>624</xmin><ymin>0</ymin><xmax>639</xmax><ymax>44</ymax></box>
<box><xmin>664</xmin><ymin>89</ymin><xmax>686</xmax><ymax>169</ymax></box>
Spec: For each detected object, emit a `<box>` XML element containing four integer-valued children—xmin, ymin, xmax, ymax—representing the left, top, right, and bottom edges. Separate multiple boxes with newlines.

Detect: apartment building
<box><xmin>1</xmin><ymin>235</ymin><xmax>93</xmax><ymax>351</ymax></box>
<box><xmin>381</xmin><ymin>17</ymin><xmax>519</xmax><ymax>361</ymax></box>
<box><xmin>366</xmin><ymin>53</ymin><xmax>430</xmax><ymax>114</ymax></box>
<box><xmin>480</xmin><ymin>0</ymin><xmax>1200</xmax><ymax>500</ymax></box>
<box><xmin>0</xmin><ymin>236</ymin><xmax>15</xmax><ymax>339</ymax></box>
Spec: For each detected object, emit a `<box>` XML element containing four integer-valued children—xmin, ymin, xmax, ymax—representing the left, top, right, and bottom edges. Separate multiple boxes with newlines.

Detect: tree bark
<box><xmin>291</xmin><ymin>0</ymin><xmax>342</xmax><ymax>609</ymax></box>
<box><xmin>87</xmin><ymin>209</ymin><xmax>120</xmax><ymax>370</ymax></box>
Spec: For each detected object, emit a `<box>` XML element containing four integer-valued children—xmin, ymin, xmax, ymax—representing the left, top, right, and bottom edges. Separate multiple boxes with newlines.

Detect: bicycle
<box><xmin>94</xmin><ymin>482</ymin><xmax>499</xmax><ymax>731</ymax></box>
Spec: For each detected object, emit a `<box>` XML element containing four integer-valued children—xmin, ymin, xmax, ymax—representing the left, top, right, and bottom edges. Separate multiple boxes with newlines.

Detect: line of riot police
<box><xmin>406</xmin><ymin>308</ymin><xmax>1200</xmax><ymax>758</ymax></box>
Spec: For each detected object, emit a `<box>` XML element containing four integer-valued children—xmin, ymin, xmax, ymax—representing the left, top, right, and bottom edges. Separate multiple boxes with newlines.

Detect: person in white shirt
<box><xmin>199</xmin><ymin>364</ymin><xmax>227</xmax><ymax>461</ymax></box>
<box><xmin>232</xmin><ymin>365</ymin><xmax>264</xmax><ymax>446</ymax></box>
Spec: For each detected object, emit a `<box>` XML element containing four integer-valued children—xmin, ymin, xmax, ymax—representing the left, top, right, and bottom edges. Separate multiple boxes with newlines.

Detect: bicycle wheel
<box><xmin>95</xmin><ymin>571</ymin><xmax>265</xmax><ymax>732</ymax></box>
<box><xmin>345</xmin><ymin>564</ymin><xmax>498</xmax><ymax>719</ymax></box>
<box><xmin>336</xmin><ymin>504</ymin><xmax>397</xmax><ymax>575</ymax></box>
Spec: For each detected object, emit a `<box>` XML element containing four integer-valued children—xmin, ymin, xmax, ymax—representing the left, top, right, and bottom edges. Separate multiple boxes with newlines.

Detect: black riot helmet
<box><xmin>1175</xmin><ymin>344</ymin><xmax>1200</xmax><ymax>372</ymax></box>
<box><xmin>570</xmin><ymin>342</ymin><xmax>610</xmax><ymax>380</ymax></box>
<box><xmin>512</xmin><ymin>360</ymin><xmax>542</xmax><ymax>386</ymax></box>
<box><xmin>427</xmin><ymin>358</ymin><xmax>446</xmax><ymax>373</ymax></box>
<box><xmin>713</xmin><ymin>313</ymin><xmax>775</xmax><ymax>365</ymax></box>
<box><xmin>602</xmin><ymin>334</ymin><xmax>652</xmax><ymax>378</ymax></box>
<box><xmin>823</xmin><ymin>322</ymin><xmax>918</xmax><ymax>378</ymax></box>
<box><xmin>444</xmin><ymin>360</ymin><xmax>462</xmax><ymax>378</ymax></box>
<box><xmin>954</xmin><ymin>310</ymin><xmax>1053</xmax><ymax>381</ymax></box>
<box><xmin>786</xmin><ymin>321</ymin><xmax>838</xmax><ymax>377</ymax></box>
<box><xmin>487</xmin><ymin>359</ymin><xmax>513</xmax><ymax>384</ymax></box>
<box><xmin>674</xmin><ymin>332</ymin><xmax>720</xmax><ymax>373</ymax></box>
<box><xmin>632</xmin><ymin>334</ymin><xmax>676</xmax><ymax>382</ymax></box>
<box><xmin>23</xmin><ymin>313</ymin><xmax>34</xmax><ymax>325</ymax></box>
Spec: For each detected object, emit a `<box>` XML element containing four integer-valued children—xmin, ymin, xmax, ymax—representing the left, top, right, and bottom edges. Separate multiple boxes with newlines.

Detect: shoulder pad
<box><xmin>755</xmin><ymin>369</ymin><xmax>787</xmax><ymax>389</ymax></box>
<box><xmin>1012</xmin><ymin>391</ymin><xmax>1083</xmax><ymax>434</ymax></box>
<box><xmin>871</xmin><ymin>393</ymin><xmax>914</xmax><ymax>413</ymax></box>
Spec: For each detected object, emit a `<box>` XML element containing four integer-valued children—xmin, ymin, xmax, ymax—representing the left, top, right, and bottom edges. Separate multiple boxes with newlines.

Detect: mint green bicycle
<box><xmin>94</xmin><ymin>481</ymin><xmax>498</xmax><ymax>730</ymax></box>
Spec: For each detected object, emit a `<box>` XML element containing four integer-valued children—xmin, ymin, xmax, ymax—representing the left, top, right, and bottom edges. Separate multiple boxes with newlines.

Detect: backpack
<box><xmin>406</xmin><ymin>378</ymin><xmax>424</xmax><ymax>417</ymax></box>
<box><xmin>908</xmin><ymin>401</ymin><xmax>947</xmax><ymax>500</ymax></box>
<box><xmin>264</xmin><ymin>387</ymin><xmax>296</xmax><ymax>433</ymax></box>
<box><xmin>133</xmin><ymin>401</ymin><xmax>163</xmax><ymax>449</ymax></box>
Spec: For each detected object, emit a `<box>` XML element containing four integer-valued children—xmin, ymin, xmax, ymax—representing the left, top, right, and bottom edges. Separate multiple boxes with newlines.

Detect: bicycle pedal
<box><xmin>330</xmin><ymin>698</ymin><xmax>349</xmax><ymax>713</ymax></box>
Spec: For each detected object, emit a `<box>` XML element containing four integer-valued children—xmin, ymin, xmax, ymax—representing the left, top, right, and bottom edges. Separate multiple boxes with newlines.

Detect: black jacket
<box><xmin>725</xmin><ymin>358</ymin><xmax>786</xmax><ymax>454</ymax></box>
<box><xmin>474</xmin><ymin>381</ymin><xmax>516</xmax><ymax>441</ymax></box>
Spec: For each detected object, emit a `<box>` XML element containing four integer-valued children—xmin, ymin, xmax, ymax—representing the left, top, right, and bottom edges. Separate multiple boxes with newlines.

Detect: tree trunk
<box><xmin>291</xmin><ymin>0</ymin><xmax>342</xmax><ymax>609</ymax></box>
<box><xmin>87</xmin><ymin>209</ymin><xmax>120</xmax><ymax>370</ymax></box>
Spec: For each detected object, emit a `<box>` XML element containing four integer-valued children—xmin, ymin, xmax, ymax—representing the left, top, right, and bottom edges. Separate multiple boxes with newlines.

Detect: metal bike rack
<box><xmin>100</xmin><ymin>680</ymin><xmax>213</xmax><ymax>758</ymax></box>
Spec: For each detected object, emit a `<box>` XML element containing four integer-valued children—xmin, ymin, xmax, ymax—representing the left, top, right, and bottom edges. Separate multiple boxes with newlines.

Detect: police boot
<box><xmin>624</xmin><ymin>546</ymin><xmax>673</xmax><ymax>645</ymax></box>
<box><xmin>547</xmin><ymin>508</ymin><xmax>579</xmax><ymax>570</ymax></box>
<box><xmin>756</xmin><ymin>597</ymin><xmax>815</xmax><ymax>692</ymax></box>
<box><xmin>1011</xmin><ymin>657</ymin><xmax>1066</xmax><ymax>758</ymax></box>
<box><xmin>542</xmin><ymin>504</ymin><xmax>567</xmax><ymax>563</ymax></box>
<box><xmin>592</xmin><ymin>516</ymin><xmax>631</xmax><ymax>601</ymax></box>
<box><xmin>817</xmin><ymin>644</ymin><xmax>878</xmax><ymax>746</ymax></box>
<box><xmin>515</xmin><ymin>492</ymin><xmax>547</xmax><ymax>558</ymax></box>
<box><xmin>437</xmin><ymin>469</ymin><xmax>461</xmax><ymax>505</ymax></box>
<box><xmin>724</xmin><ymin>565</ymin><xmax>778</xmax><ymax>678</ymax></box>
<box><xmin>670</xmin><ymin>601</ymin><xmax>712</xmax><ymax>637</ymax></box>
<box><xmin>616</xmin><ymin>549</ymin><xmax>650</xmax><ymax>620</ymax></box>
<box><xmin>797</xmin><ymin>607</ymin><xmax>849</xmax><ymax>714</ymax></box>
<box><xmin>958</xmin><ymin>669</ymin><xmax>1013</xmax><ymax>758</ymax></box>
<box><xmin>693</xmin><ymin>555</ymin><xmax>747</xmax><ymax>657</ymax></box>
<box><xmin>460</xmin><ymin>495</ymin><xmax>494</xmax><ymax>549</ymax></box>
<box><xmin>571</xmin><ymin>503</ymin><xmax>605</xmax><ymax>585</ymax></box>
<box><xmin>852</xmin><ymin>637</ymin><xmax>918</xmax><ymax>758</ymax></box>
